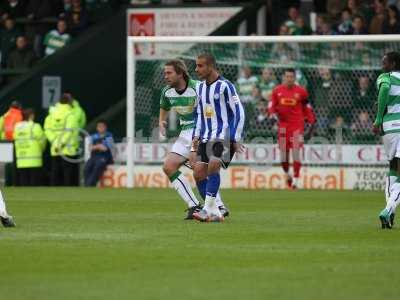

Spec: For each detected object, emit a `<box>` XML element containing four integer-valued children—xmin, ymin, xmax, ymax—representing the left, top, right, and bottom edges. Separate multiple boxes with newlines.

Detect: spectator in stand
<box><xmin>44</xmin><ymin>19</ymin><xmax>71</xmax><ymax>56</ymax></box>
<box><xmin>315</xmin><ymin>14</ymin><xmax>326</xmax><ymax>34</ymax></box>
<box><xmin>320</xmin><ymin>18</ymin><xmax>337</xmax><ymax>35</ymax></box>
<box><xmin>328</xmin><ymin>115</ymin><xmax>351</xmax><ymax>141</ymax></box>
<box><xmin>257</xmin><ymin>68</ymin><xmax>278</xmax><ymax>102</ymax></box>
<box><xmin>236</xmin><ymin>66</ymin><xmax>258</xmax><ymax>131</ymax></box>
<box><xmin>346</xmin><ymin>0</ymin><xmax>374</xmax><ymax>21</ymax></box>
<box><xmin>351</xmin><ymin>110</ymin><xmax>375</xmax><ymax>142</ymax></box>
<box><xmin>352</xmin><ymin>76</ymin><xmax>375</xmax><ymax>112</ymax></box>
<box><xmin>236</xmin><ymin>66</ymin><xmax>259</xmax><ymax>104</ymax></box>
<box><xmin>337</xmin><ymin>8</ymin><xmax>353</xmax><ymax>34</ymax></box>
<box><xmin>349</xmin><ymin>15</ymin><xmax>368</xmax><ymax>34</ymax></box>
<box><xmin>254</xmin><ymin>93</ymin><xmax>276</xmax><ymax>137</ymax></box>
<box><xmin>0</xmin><ymin>0</ymin><xmax>26</xmax><ymax>20</ymax></box>
<box><xmin>284</xmin><ymin>6</ymin><xmax>300</xmax><ymax>34</ymax></box>
<box><xmin>271</xmin><ymin>24</ymin><xmax>300</xmax><ymax>63</ymax></box>
<box><xmin>326</xmin><ymin>0</ymin><xmax>347</xmax><ymax>21</ymax></box>
<box><xmin>328</xmin><ymin>71</ymin><xmax>353</xmax><ymax>122</ymax></box>
<box><xmin>7</xmin><ymin>36</ymin><xmax>37</xmax><ymax>83</ymax></box>
<box><xmin>347</xmin><ymin>0</ymin><xmax>360</xmax><ymax>15</ymax></box>
<box><xmin>255</xmin><ymin>96</ymin><xmax>268</xmax><ymax>124</ymax></box>
<box><xmin>383</xmin><ymin>5</ymin><xmax>400</xmax><ymax>33</ymax></box>
<box><xmin>369</xmin><ymin>0</ymin><xmax>387</xmax><ymax>34</ymax></box>
<box><xmin>84</xmin><ymin>120</ymin><xmax>114</xmax><ymax>186</ymax></box>
<box><xmin>25</xmin><ymin>0</ymin><xmax>64</xmax><ymax>57</ymax></box>
<box><xmin>314</xmin><ymin>68</ymin><xmax>333</xmax><ymax>111</ymax></box>
<box><xmin>61</xmin><ymin>0</ymin><xmax>72</xmax><ymax>15</ymax></box>
<box><xmin>292</xmin><ymin>16</ymin><xmax>312</xmax><ymax>35</ymax></box>
<box><xmin>64</xmin><ymin>0</ymin><xmax>89</xmax><ymax>36</ymax></box>
<box><xmin>0</xmin><ymin>16</ymin><xmax>21</xmax><ymax>68</ymax></box>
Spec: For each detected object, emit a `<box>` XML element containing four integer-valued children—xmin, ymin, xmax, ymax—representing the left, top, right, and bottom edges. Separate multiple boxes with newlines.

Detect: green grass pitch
<box><xmin>0</xmin><ymin>188</ymin><xmax>399</xmax><ymax>300</ymax></box>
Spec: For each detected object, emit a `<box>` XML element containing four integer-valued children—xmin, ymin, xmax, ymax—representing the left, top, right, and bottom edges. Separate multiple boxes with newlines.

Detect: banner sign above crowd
<box><xmin>127</xmin><ymin>7</ymin><xmax>241</xmax><ymax>59</ymax></box>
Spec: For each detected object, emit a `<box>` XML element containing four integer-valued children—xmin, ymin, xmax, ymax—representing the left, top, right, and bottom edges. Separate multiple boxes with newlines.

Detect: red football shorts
<box><xmin>278</xmin><ymin>128</ymin><xmax>304</xmax><ymax>150</ymax></box>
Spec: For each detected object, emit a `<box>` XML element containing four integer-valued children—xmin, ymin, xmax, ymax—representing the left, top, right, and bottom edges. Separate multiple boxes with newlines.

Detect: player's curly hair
<box><xmin>386</xmin><ymin>52</ymin><xmax>400</xmax><ymax>70</ymax></box>
<box><xmin>165</xmin><ymin>59</ymin><xmax>189</xmax><ymax>82</ymax></box>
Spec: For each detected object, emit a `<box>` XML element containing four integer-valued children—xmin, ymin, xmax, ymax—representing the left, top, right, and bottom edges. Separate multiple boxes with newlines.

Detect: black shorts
<box><xmin>197</xmin><ymin>140</ymin><xmax>235</xmax><ymax>169</ymax></box>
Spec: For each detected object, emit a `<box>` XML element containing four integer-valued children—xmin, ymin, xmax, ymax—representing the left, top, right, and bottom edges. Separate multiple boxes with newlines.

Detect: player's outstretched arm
<box><xmin>374</xmin><ymin>82</ymin><xmax>390</xmax><ymax>128</ymax></box>
<box><xmin>373</xmin><ymin>82</ymin><xmax>390</xmax><ymax>135</ymax></box>
<box><xmin>159</xmin><ymin>108</ymin><xmax>168</xmax><ymax>139</ymax></box>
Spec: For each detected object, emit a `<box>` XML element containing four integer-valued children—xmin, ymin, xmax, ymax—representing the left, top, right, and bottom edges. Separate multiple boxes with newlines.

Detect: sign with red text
<box><xmin>99</xmin><ymin>165</ymin><xmax>386</xmax><ymax>190</ymax></box>
<box><xmin>127</xmin><ymin>7</ymin><xmax>241</xmax><ymax>59</ymax></box>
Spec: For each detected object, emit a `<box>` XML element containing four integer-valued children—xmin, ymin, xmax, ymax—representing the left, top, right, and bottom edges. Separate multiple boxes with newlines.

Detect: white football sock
<box><xmin>215</xmin><ymin>192</ymin><xmax>225</xmax><ymax>208</ymax></box>
<box><xmin>385</xmin><ymin>180</ymin><xmax>400</xmax><ymax>214</ymax></box>
<box><xmin>172</xmin><ymin>173</ymin><xmax>200</xmax><ymax>208</ymax></box>
<box><xmin>385</xmin><ymin>175</ymin><xmax>397</xmax><ymax>204</ymax></box>
<box><xmin>293</xmin><ymin>177</ymin><xmax>299</xmax><ymax>187</ymax></box>
<box><xmin>205</xmin><ymin>195</ymin><xmax>221</xmax><ymax>216</ymax></box>
<box><xmin>0</xmin><ymin>190</ymin><xmax>8</xmax><ymax>217</ymax></box>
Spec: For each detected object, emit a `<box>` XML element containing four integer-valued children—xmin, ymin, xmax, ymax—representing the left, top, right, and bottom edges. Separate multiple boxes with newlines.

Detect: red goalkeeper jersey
<box><xmin>268</xmin><ymin>83</ymin><xmax>316</xmax><ymax>131</ymax></box>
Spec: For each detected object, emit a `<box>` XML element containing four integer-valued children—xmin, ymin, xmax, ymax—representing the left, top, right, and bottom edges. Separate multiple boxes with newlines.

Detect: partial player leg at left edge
<box><xmin>0</xmin><ymin>189</ymin><xmax>16</xmax><ymax>227</ymax></box>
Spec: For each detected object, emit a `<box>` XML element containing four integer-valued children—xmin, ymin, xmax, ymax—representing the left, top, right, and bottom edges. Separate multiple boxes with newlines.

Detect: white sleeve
<box><xmin>193</xmin><ymin>92</ymin><xmax>202</xmax><ymax>139</ymax></box>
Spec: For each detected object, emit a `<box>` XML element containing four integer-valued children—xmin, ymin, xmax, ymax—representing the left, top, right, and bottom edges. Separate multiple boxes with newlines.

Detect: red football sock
<box><xmin>293</xmin><ymin>161</ymin><xmax>301</xmax><ymax>178</ymax></box>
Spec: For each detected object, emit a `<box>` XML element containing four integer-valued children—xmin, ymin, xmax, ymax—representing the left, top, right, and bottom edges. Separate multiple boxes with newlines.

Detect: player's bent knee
<box><xmin>162</xmin><ymin>161</ymin><xmax>178</xmax><ymax>177</ymax></box>
<box><xmin>208</xmin><ymin>159</ymin><xmax>221</xmax><ymax>174</ymax></box>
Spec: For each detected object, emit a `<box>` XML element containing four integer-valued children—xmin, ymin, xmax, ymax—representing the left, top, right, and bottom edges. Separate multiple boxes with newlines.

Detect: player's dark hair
<box><xmin>284</xmin><ymin>68</ymin><xmax>296</xmax><ymax>74</ymax></box>
<box><xmin>165</xmin><ymin>59</ymin><xmax>189</xmax><ymax>82</ymax></box>
<box><xmin>197</xmin><ymin>53</ymin><xmax>217</xmax><ymax>69</ymax></box>
<box><xmin>97</xmin><ymin>119</ymin><xmax>108</xmax><ymax>126</ymax></box>
<box><xmin>22</xmin><ymin>108</ymin><xmax>34</xmax><ymax>121</ymax></box>
<box><xmin>386</xmin><ymin>52</ymin><xmax>400</xmax><ymax>70</ymax></box>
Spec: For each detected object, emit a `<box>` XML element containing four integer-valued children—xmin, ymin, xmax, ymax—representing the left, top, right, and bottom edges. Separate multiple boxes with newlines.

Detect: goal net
<box><xmin>125</xmin><ymin>35</ymin><xmax>400</xmax><ymax>189</ymax></box>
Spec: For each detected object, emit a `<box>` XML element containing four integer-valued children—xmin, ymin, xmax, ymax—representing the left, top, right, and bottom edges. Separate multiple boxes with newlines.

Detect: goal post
<box><xmin>126</xmin><ymin>34</ymin><xmax>400</xmax><ymax>189</ymax></box>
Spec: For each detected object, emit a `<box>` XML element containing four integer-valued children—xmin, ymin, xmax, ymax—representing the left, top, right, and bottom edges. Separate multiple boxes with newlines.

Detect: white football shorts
<box><xmin>170</xmin><ymin>128</ymin><xmax>193</xmax><ymax>159</ymax></box>
<box><xmin>383</xmin><ymin>133</ymin><xmax>400</xmax><ymax>160</ymax></box>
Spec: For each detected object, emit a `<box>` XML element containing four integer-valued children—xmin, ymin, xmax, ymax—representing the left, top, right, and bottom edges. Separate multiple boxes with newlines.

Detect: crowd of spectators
<box><xmin>234</xmin><ymin>0</ymin><xmax>400</xmax><ymax>143</ymax></box>
<box><xmin>0</xmin><ymin>0</ymin><xmax>113</xmax><ymax>86</ymax></box>
<box><xmin>234</xmin><ymin>65</ymin><xmax>378</xmax><ymax>144</ymax></box>
<box><xmin>279</xmin><ymin>0</ymin><xmax>400</xmax><ymax>36</ymax></box>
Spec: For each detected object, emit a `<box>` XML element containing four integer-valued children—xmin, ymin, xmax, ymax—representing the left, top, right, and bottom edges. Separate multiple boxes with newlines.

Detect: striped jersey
<box><xmin>43</xmin><ymin>30</ymin><xmax>71</xmax><ymax>56</ymax></box>
<box><xmin>377</xmin><ymin>72</ymin><xmax>400</xmax><ymax>134</ymax></box>
<box><xmin>194</xmin><ymin>76</ymin><xmax>245</xmax><ymax>142</ymax></box>
<box><xmin>159</xmin><ymin>78</ymin><xmax>199</xmax><ymax>130</ymax></box>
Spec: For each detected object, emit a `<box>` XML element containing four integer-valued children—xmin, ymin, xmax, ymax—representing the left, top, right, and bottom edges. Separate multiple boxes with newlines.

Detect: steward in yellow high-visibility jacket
<box><xmin>44</xmin><ymin>96</ymin><xmax>80</xmax><ymax>186</ymax></box>
<box><xmin>49</xmin><ymin>93</ymin><xmax>86</xmax><ymax>129</ymax></box>
<box><xmin>13</xmin><ymin>109</ymin><xmax>46</xmax><ymax>186</ymax></box>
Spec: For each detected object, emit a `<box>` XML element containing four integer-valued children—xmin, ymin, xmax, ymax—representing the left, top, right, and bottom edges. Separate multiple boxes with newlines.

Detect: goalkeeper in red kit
<box><xmin>268</xmin><ymin>68</ymin><xmax>316</xmax><ymax>189</ymax></box>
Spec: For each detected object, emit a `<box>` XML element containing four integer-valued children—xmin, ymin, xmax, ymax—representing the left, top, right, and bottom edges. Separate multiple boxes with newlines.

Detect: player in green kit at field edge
<box><xmin>374</xmin><ymin>52</ymin><xmax>400</xmax><ymax>229</ymax></box>
<box><xmin>159</xmin><ymin>59</ymin><xmax>229</xmax><ymax>220</ymax></box>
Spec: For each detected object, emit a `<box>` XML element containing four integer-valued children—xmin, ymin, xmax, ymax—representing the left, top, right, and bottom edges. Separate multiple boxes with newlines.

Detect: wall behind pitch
<box><xmin>99</xmin><ymin>165</ymin><xmax>386</xmax><ymax>191</ymax></box>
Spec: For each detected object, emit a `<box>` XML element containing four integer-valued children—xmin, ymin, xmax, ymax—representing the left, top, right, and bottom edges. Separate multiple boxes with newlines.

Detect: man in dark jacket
<box><xmin>7</xmin><ymin>36</ymin><xmax>37</xmax><ymax>83</ymax></box>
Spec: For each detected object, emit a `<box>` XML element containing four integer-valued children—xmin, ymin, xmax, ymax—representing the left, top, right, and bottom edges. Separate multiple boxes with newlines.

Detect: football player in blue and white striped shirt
<box><xmin>191</xmin><ymin>53</ymin><xmax>245</xmax><ymax>222</ymax></box>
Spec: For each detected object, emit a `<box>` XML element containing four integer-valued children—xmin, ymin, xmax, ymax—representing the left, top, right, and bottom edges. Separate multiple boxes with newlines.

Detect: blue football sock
<box><xmin>196</xmin><ymin>179</ymin><xmax>207</xmax><ymax>200</ymax></box>
<box><xmin>206</xmin><ymin>173</ymin><xmax>220</xmax><ymax>198</ymax></box>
